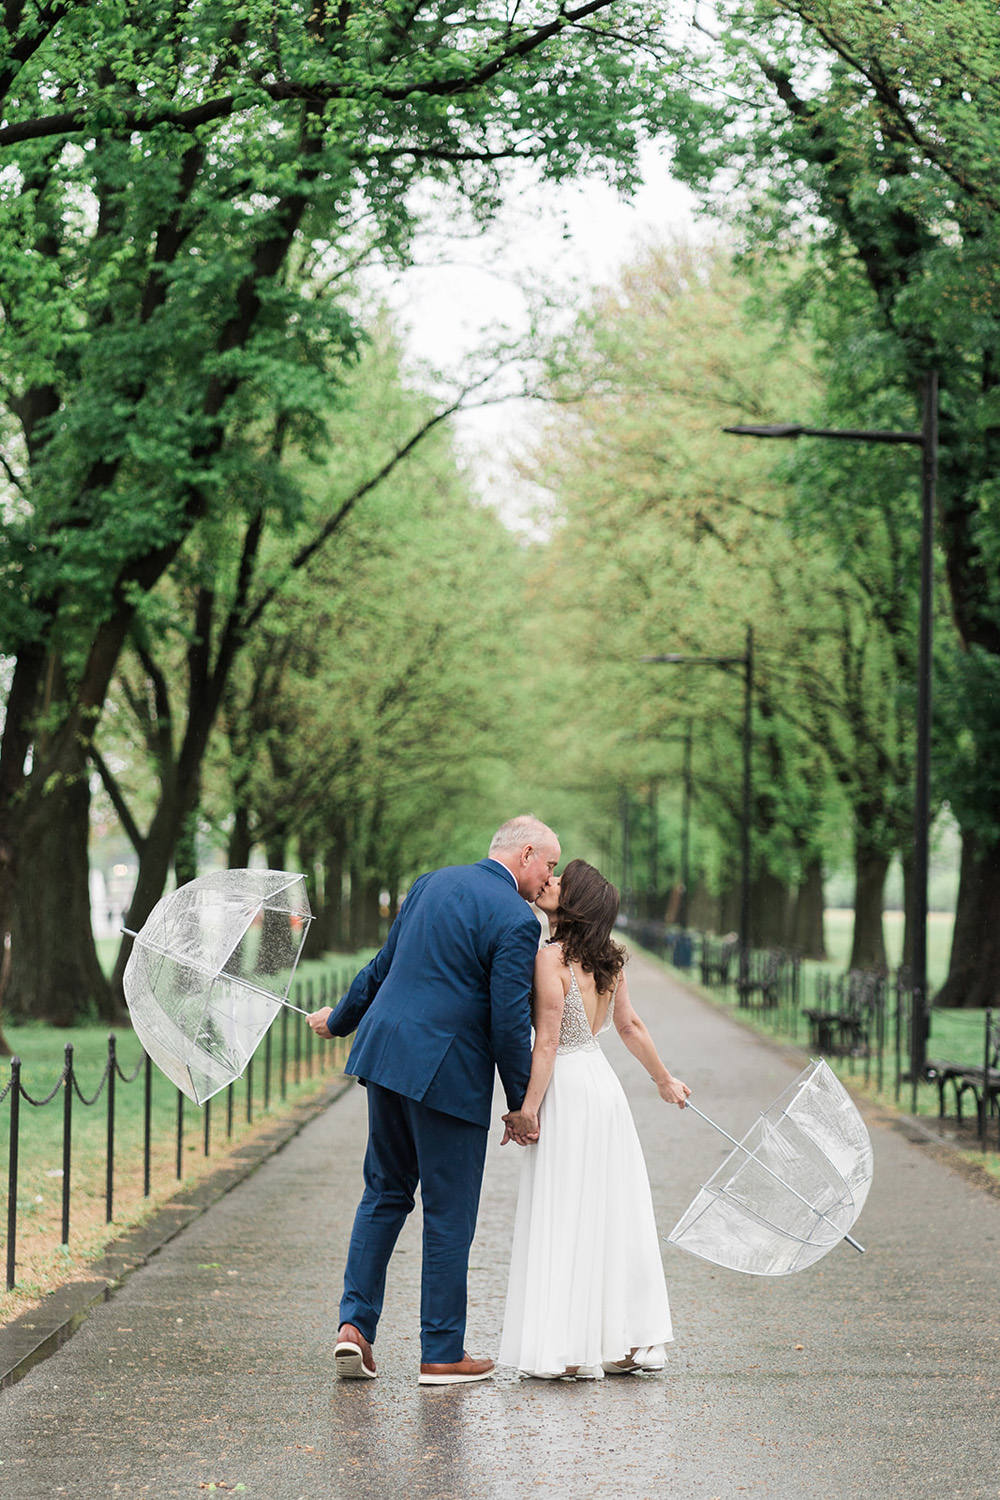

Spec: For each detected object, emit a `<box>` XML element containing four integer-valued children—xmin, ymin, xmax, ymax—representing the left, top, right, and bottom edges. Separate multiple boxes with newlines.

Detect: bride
<box><xmin>499</xmin><ymin>859</ymin><xmax>690</xmax><ymax>1379</ymax></box>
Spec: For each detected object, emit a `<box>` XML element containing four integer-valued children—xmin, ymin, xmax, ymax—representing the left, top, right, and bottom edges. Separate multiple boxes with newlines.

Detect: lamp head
<box><xmin>723</xmin><ymin>423</ymin><xmax>804</xmax><ymax>439</ymax></box>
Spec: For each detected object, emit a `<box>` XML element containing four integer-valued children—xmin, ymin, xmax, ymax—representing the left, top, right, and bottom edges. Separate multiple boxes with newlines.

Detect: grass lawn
<box><xmin>0</xmin><ymin>951</ymin><xmax>372</xmax><ymax>1324</ymax></box>
<box><xmin>816</xmin><ymin>908</ymin><xmax>954</xmax><ymax>991</ymax></box>
<box><xmin>812</xmin><ymin>908</ymin><xmax>987</xmax><ymax>1068</ymax></box>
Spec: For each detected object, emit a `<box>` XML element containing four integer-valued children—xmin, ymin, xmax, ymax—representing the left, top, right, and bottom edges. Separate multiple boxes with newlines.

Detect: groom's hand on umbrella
<box><xmin>307</xmin><ymin>1006</ymin><xmax>334</xmax><ymax>1037</ymax></box>
<box><xmin>501</xmin><ymin>1108</ymin><xmax>539</xmax><ymax>1146</ymax></box>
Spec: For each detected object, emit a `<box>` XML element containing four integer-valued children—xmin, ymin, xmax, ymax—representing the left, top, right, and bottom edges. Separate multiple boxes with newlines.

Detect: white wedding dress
<box><xmin>499</xmin><ymin>962</ymin><xmax>673</xmax><ymax>1378</ymax></box>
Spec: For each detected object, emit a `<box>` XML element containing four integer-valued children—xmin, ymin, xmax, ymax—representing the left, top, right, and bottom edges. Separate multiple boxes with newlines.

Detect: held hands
<box><xmin>657</xmin><ymin>1074</ymin><xmax>691</xmax><ymax>1109</ymax></box>
<box><xmin>307</xmin><ymin>1006</ymin><xmax>334</xmax><ymax>1037</ymax></box>
<box><xmin>501</xmin><ymin>1108</ymin><xmax>540</xmax><ymax>1147</ymax></box>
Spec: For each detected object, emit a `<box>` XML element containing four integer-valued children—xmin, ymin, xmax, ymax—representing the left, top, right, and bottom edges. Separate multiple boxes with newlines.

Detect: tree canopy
<box><xmin>0</xmin><ymin>0</ymin><xmax>687</xmax><ymax>1019</ymax></box>
<box><xmin>647</xmin><ymin>1</ymin><xmax>1000</xmax><ymax>1002</ymax></box>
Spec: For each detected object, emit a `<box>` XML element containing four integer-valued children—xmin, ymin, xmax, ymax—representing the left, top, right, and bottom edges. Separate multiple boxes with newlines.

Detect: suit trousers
<box><xmin>340</xmin><ymin>1082</ymin><xmax>490</xmax><ymax>1364</ymax></box>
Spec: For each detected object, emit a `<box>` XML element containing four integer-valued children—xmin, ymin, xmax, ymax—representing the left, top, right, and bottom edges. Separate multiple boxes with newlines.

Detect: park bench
<box><xmin>700</xmin><ymin>935</ymin><xmax>739</xmax><ymax>987</ymax></box>
<box><xmin>803</xmin><ymin>970</ymin><xmax>884</xmax><ymax>1057</ymax></box>
<box><xmin>738</xmin><ymin>948</ymin><xmax>786</xmax><ymax>1010</ymax></box>
<box><xmin>926</xmin><ymin>1010</ymin><xmax>1000</xmax><ymax>1148</ymax></box>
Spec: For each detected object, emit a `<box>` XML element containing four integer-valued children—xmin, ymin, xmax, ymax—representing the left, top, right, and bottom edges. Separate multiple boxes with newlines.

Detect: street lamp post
<box><xmin>643</xmin><ymin>628</ymin><xmax>754</xmax><ymax>997</ymax></box>
<box><xmin>724</xmin><ymin>371</ymin><xmax>938</xmax><ymax>1102</ymax></box>
<box><xmin>620</xmin><ymin>787</ymin><xmax>632</xmax><ymax>913</ymax></box>
<box><xmin>657</xmin><ymin>722</ymin><xmax>695</xmax><ymax>928</ymax></box>
<box><xmin>680</xmin><ymin>721</ymin><xmax>693</xmax><ymax>930</ymax></box>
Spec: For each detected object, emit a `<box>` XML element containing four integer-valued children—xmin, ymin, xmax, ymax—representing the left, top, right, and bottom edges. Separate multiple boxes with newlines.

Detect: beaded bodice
<box><xmin>557</xmin><ymin>962</ymin><xmax>616</xmax><ymax>1055</ymax></box>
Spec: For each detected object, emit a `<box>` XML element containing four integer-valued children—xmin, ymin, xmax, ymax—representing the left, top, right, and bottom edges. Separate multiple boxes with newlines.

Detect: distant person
<box><xmin>500</xmin><ymin>859</ymin><xmax>689</xmax><ymax>1379</ymax></box>
<box><xmin>307</xmin><ymin>815</ymin><xmax>559</xmax><ymax>1386</ymax></box>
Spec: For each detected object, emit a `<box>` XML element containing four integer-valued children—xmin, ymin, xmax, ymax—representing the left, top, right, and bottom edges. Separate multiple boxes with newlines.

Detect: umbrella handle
<box><xmin>272</xmin><ymin>995</ymin><xmax>311</xmax><ymax>1017</ymax></box>
<box><xmin>685</xmin><ymin>1101</ymin><xmax>866</xmax><ymax>1254</ymax></box>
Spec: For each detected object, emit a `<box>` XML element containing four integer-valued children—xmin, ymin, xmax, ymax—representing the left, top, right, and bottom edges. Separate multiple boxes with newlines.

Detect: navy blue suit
<box><xmin>326</xmin><ymin>858</ymin><xmax>539</xmax><ymax>1362</ymax></box>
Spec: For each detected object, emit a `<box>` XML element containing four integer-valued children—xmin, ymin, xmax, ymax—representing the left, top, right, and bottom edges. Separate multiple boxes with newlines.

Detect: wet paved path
<box><xmin>1</xmin><ymin>949</ymin><xmax>999</xmax><ymax>1499</ymax></box>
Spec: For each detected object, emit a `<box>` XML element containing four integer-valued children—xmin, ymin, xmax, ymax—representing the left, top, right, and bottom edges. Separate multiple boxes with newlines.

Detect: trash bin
<box><xmin>673</xmin><ymin>932</ymin><xmax>693</xmax><ymax>969</ymax></box>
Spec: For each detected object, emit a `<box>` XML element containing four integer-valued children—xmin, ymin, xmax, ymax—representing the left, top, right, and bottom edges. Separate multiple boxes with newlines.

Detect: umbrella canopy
<box><xmin>123</xmin><ymin>869</ymin><xmax>313</xmax><ymax>1106</ymax></box>
<box><xmin>667</xmin><ymin>1059</ymin><xmax>874</xmax><ymax>1276</ymax></box>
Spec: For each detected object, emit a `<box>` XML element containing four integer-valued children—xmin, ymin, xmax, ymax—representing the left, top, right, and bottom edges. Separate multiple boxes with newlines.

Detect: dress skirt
<box><xmin>499</xmin><ymin>1044</ymin><xmax>673</xmax><ymax>1378</ymax></box>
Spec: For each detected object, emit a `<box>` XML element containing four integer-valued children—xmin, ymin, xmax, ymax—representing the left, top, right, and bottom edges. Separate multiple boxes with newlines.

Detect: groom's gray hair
<box><xmin>489</xmin><ymin>814</ymin><xmax>557</xmax><ymax>854</ymax></box>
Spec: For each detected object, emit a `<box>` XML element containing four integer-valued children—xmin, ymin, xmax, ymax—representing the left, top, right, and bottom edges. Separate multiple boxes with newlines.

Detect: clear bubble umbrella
<box><xmin>123</xmin><ymin>869</ymin><xmax>313</xmax><ymax>1106</ymax></box>
<box><xmin>667</xmin><ymin>1059</ymin><xmax>874</xmax><ymax>1276</ymax></box>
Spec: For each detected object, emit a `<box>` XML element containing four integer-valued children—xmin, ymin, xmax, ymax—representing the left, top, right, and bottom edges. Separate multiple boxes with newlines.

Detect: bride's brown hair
<box><xmin>553</xmin><ymin>859</ymin><xmax>627</xmax><ymax>994</ymax></box>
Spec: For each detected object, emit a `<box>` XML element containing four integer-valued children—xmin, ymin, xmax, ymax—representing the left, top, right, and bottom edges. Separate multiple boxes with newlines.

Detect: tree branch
<box><xmin>241</xmin><ymin>397</ymin><xmax>466</xmax><ymax>632</ymax></box>
<box><xmin>88</xmin><ymin>744</ymin><xmax>146</xmax><ymax>857</ymax></box>
<box><xmin>0</xmin><ymin>0</ymin><xmax>623</xmax><ymax>149</ymax></box>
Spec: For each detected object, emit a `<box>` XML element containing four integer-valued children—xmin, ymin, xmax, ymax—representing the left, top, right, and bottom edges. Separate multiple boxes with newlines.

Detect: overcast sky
<box><xmin>366</xmin><ymin>145</ymin><xmax>701</xmax><ymax>531</ymax></box>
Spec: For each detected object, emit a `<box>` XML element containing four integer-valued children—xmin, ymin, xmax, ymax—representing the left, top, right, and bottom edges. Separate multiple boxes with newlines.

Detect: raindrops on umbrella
<box><xmin>667</xmin><ymin>1059</ymin><xmax>874</xmax><ymax>1276</ymax></box>
<box><xmin>123</xmin><ymin>869</ymin><xmax>313</xmax><ymax>1106</ymax></box>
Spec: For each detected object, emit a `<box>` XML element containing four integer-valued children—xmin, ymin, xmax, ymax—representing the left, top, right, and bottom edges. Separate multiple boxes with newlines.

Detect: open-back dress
<box><xmin>499</xmin><ymin>960</ymin><xmax>673</xmax><ymax>1378</ymax></box>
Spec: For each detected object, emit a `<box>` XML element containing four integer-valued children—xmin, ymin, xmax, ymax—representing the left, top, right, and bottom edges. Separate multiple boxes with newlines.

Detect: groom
<box><xmin>307</xmin><ymin>814</ymin><xmax>560</xmax><ymax>1386</ymax></box>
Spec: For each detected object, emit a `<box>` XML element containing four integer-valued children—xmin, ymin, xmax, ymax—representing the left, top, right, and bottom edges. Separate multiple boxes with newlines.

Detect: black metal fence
<box><xmin>2</xmin><ymin>965</ymin><xmax>354</xmax><ymax>1293</ymax></box>
<box><xmin>620</xmin><ymin>917</ymin><xmax>915</xmax><ymax>1099</ymax></box>
<box><xmin>623</xmin><ymin>919</ymin><xmax>999</xmax><ymax>1148</ymax></box>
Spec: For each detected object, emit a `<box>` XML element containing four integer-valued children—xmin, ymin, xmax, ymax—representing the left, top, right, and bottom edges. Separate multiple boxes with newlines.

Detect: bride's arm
<box><xmin>501</xmin><ymin>946</ymin><xmax>566</xmax><ymax>1145</ymax></box>
<box><xmin>613</xmin><ymin>971</ymin><xmax>690</xmax><ymax>1108</ymax></box>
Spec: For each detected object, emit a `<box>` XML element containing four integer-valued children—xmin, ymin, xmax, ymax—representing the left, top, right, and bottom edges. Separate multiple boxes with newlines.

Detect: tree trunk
<box><xmin>174</xmin><ymin>803</ymin><xmax>200</xmax><ymax>888</ymax></box>
<box><xmin>0</xmin><ymin>933</ymin><xmax>13</xmax><ymax>1054</ymax></box>
<box><xmin>322</xmin><ymin>839</ymin><xmax>346</xmax><ymax>950</ymax></box>
<box><xmin>936</xmin><ymin>827</ymin><xmax>1000</xmax><ymax>1008</ymax></box>
<box><xmin>790</xmin><ymin>856</ymin><xmax>827</xmax><ymax>960</ymax></box>
<box><xmin>362</xmin><ymin>875</ymin><xmax>383</xmax><ymax>949</ymax></box>
<box><xmin>109</xmin><ymin>780</ymin><xmax>193</xmax><ymax>1008</ymax></box>
<box><xmin>718</xmin><ymin>882</ymin><xmax>741</xmax><ymax>937</ymax></box>
<box><xmin>349</xmin><ymin>850</ymin><xmax>366</xmax><ymax>950</ymax></box>
<box><xmin>687</xmin><ymin>880</ymin><xmax>717</xmax><ymax>932</ymax></box>
<box><xmin>7</xmin><ymin>749</ymin><xmax>115</xmax><ymax>1022</ymax></box>
<box><xmin>299</xmin><ymin>839</ymin><xmax>326</xmax><ymax>961</ymax></box>
<box><xmin>849</xmin><ymin>845</ymin><xmax>889</xmax><ymax>972</ymax></box>
<box><xmin>750</xmin><ymin>871</ymin><xmax>790</xmax><ymax>948</ymax></box>
<box><xmin>227</xmin><ymin>803</ymin><xmax>253</xmax><ymax>869</ymax></box>
<box><xmin>899</xmin><ymin>847</ymin><xmax>914</xmax><ymax>972</ymax></box>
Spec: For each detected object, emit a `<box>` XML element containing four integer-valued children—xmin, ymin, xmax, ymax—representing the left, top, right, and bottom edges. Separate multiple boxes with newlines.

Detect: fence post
<box><xmin>981</xmin><ymin>1010</ymin><xmax>993</xmax><ymax>1151</ymax></box>
<box><xmin>106</xmin><ymin>1034</ymin><xmax>116</xmax><ymax>1224</ymax></box>
<box><xmin>7</xmin><ymin>1057</ymin><xmax>20</xmax><ymax>1291</ymax></box>
<box><xmin>894</xmin><ymin>976</ymin><xmax>904</xmax><ymax>1104</ymax></box>
<box><xmin>62</xmin><ymin>1043</ymin><xmax>73</xmax><ymax>1244</ymax></box>
<box><xmin>204</xmin><ymin>1097</ymin><xmax>211</xmax><ymax>1157</ymax></box>
<box><xmin>176</xmin><ymin>1089</ymin><xmax>184</xmax><ymax>1179</ymax></box>
<box><xmin>143</xmin><ymin>1053</ymin><xmax>153</xmax><ymax>1197</ymax></box>
<box><xmin>280</xmin><ymin>1004</ymin><xmax>289</xmax><ymax>1102</ymax></box>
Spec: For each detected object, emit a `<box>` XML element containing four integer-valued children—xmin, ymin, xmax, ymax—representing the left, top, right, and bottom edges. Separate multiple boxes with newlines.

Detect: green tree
<box><xmin>0</xmin><ymin>0</ymin><xmax>686</xmax><ymax>1020</ymax></box>
<box><xmin>655</xmin><ymin>0</ymin><xmax>1000</xmax><ymax>1000</ymax></box>
<box><xmin>215</xmin><ymin>389</ymin><xmax>534</xmax><ymax>951</ymax></box>
<box><xmin>527</xmin><ymin>239</ymin><xmax>924</xmax><ymax>963</ymax></box>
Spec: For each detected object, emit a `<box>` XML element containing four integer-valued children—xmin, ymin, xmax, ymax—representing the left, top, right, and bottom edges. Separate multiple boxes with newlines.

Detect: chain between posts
<box><xmin>2</xmin><ymin>965</ymin><xmax>353</xmax><ymax>1293</ymax></box>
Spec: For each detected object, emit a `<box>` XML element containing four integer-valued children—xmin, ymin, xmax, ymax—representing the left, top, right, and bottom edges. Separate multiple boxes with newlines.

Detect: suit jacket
<box><xmin>325</xmin><ymin>860</ymin><xmax>540</xmax><ymax>1129</ymax></box>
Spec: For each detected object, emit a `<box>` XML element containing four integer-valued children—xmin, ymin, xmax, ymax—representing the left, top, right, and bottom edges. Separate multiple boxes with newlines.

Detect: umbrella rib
<box><xmin>125</xmin><ymin>931</ymin><xmax>309</xmax><ymax>1015</ymax></box>
<box><xmin>213</xmin><ymin>888</ymin><xmax>313</xmax><ymax>988</ymax></box>
<box><xmin>686</xmin><ymin>1102</ymin><xmax>865</xmax><ymax>1253</ymax></box>
<box><xmin>700</xmin><ymin>1185</ymin><xmax>842</xmax><ymax>1248</ymax></box>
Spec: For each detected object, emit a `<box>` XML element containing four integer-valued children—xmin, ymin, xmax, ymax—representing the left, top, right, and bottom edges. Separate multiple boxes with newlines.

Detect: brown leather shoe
<box><xmin>335</xmin><ymin>1322</ymin><xmax>377</xmax><ymax>1380</ymax></box>
<box><xmin>418</xmin><ymin>1352</ymin><xmax>495</xmax><ymax>1386</ymax></box>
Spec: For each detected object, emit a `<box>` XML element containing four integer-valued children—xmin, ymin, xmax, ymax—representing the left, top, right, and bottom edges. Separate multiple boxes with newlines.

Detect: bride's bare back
<box><xmin>544</xmin><ymin>942</ymin><xmax>615</xmax><ymax>1037</ymax></box>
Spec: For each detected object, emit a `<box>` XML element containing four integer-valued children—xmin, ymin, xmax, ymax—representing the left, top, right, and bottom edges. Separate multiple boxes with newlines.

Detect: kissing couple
<box><xmin>307</xmin><ymin>814</ymin><xmax>689</xmax><ymax>1384</ymax></box>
